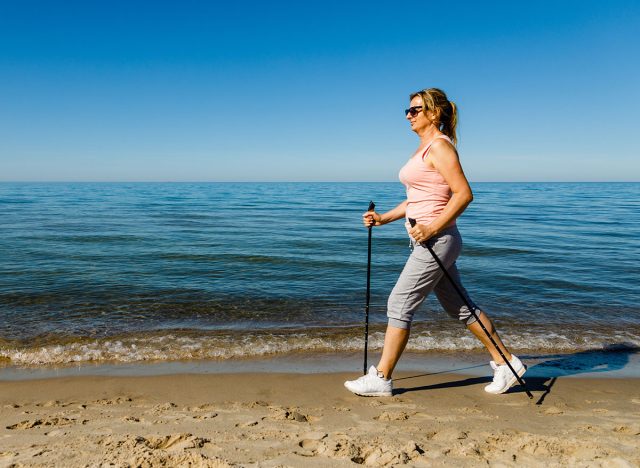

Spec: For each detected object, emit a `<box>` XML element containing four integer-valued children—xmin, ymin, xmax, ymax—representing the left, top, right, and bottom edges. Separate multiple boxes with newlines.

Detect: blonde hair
<box><xmin>410</xmin><ymin>88</ymin><xmax>458</xmax><ymax>145</ymax></box>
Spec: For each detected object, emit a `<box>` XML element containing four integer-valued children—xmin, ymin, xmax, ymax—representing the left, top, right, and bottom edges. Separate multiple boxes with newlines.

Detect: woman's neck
<box><xmin>418</xmin><ymin>126</ymin><xmax>442</xmax><ymax>146</ymax></box>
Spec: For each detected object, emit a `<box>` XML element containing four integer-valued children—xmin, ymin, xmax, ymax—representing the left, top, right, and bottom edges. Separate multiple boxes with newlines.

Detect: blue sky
<box><xmin>1</xmin><ymin>1</ymin><xmax>638</xmax><ymax>182</ymax></box>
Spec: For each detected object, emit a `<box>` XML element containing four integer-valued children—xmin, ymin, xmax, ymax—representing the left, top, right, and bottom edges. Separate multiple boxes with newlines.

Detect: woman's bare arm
<box><xmin>363</xmin><ymin>200</ymin><xmax>408</xmax><ymax>227</ymax></box>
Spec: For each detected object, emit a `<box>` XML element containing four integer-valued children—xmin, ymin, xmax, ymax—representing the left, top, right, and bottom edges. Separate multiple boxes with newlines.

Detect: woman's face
<box><xmin>406</xmin><ymin>95</ymin><xmax>434</xmax><ymax>134</ymax></box>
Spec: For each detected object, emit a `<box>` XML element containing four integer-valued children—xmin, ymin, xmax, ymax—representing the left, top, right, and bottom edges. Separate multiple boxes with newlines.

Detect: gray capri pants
<box><xmin>387</xmin><ymin>225</ymin><xmax>479</xmax><ymax>329</ymax></box>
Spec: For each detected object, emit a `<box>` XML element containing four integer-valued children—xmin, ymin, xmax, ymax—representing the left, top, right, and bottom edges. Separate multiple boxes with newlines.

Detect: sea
<box><xmin>0</xmin><ymin>182</ymin><xmax>638</xmax><ymax>373</ymax></box>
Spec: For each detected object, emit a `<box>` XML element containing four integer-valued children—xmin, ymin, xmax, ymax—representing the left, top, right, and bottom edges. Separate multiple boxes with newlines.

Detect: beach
<box><xmin>1</xmin><ymin>368</ymin><xmax>639</xmax><ymax>467</ymax></box>
<box><xmin>2</xmin><ymin>0</ymin><xmax>639</xmax><ymax>462</ymax></box>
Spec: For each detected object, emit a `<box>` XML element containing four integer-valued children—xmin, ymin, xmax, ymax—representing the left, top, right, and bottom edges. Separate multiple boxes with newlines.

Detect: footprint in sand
<box><xmin>365</xmin><ymin>444</ymin><xmax>425</xmax><ymax>466</ymax></box>
<box><xmin>94</xmin><ymin>397</ymin><xmax>133</xmax><ymax>405</ymax></box>
<box><xmin>612</xmin><ymin>425</ymin><xmax>640</xmax><ymax>434</ymax></box>
<box><xmin>6</xmin><ymin>417</ymin><xmax>77</xmax><ymax>430</ymax></box>
<box><xmin>192</xmin><ymin>412</ymin><xmax>218</xmax><ymax>420</ymax></box>
<box><xmin>30</xmin><ymin>448</ymin><xmax>52</xmax><ymax>458</ymax></box>
<box><xmin>97</xmin><ymin>433</ymin><xmax>223</xmax><ymax>466</ymax></box>
<box><xmin>297</xmin><ymin>433</ymin><xmax>328</xmax><ymax>456</ymax></box>
<box><xmin>139</xmin><ymin>433</ymin><xmax>209</xmax><ymax>451</ymax></box>
<box><xmin>577</xmin><ymin>424</ymin><xmax>599</xmax><ymax>432</ymax></box>
<box><xmin>140</xmin><ymin>450</ymin><xmax>227</xmax><ymax>467</ymax></box>
<box><xmin>319</xmin><ymin>435</ymin><xmax>361</xmax><ymax>460</ymax></box>
<box><xmin>432</xmin><ymin>429</ymin><xmax>468</xmax><ymax>442</ymax></box>
<box><xmin>151</xmin><ymin>402</ymin><xmax>178</xmax><ymax>412</ymax></box>
<box><xmin>40</xmin><ymin>400</ymin><xmax>60</xmax><ymax>407</ymax></box>
<box><xmin>249</xmin><ymin>400</ymin><xmax>270</xmax><ymax>408</ymax></box>
<box><xmin>37</xmin><ymin>400</ymin><xmax>75</xmax><ymax>408</ymax></box>
<box><xmin>323</xmin><ymin>438</ymin><xmax>423</xmax><ymax>466</ymax></box>
<box><xmin>184</xmin><ymin>403</ymin><xmax>217</xmax><ymax>412</ymax></box>
<box><xmin>235</xmin><ymin>420</ymin><xmax>259</xmax><ymax>428</ymax></box>
<box><xmin>366</xmin><ymin>400</ymin><xmax>385</xmax><ymax>407</ymax></box>
<box><xmin>456</xmin><ymin>406</ymin><xmax>483</xmax><ymax>414</ymax></box>
<box><xmin>122</xmin><ymin>416</ymin><xmax>143</xmax><ymax>423</ymax></box>
<box><xmin>374</xmin><ymin>411</ymin><xmax>410</xmax><ymax>421</ymax></box>
<box><xmin>332</xmin><ymin>406</ymin><xmax>351</xmax><ymax>412</ymax></box>
<box><xmin>268</xmin><ymin>407</ymin><xmax>310</xmax><ymax>423</ymax></box>
<box><xmin>298</xmin><ymin>438</ymin><xmax>322</xmax><ymax>452</ymax></box>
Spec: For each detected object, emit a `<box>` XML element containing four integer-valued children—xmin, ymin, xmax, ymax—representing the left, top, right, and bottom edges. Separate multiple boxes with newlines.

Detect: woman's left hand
<box><xmin>409</xmin><ymin>222</ymin><xmax>436</xmax><ymax>244</ymax></box>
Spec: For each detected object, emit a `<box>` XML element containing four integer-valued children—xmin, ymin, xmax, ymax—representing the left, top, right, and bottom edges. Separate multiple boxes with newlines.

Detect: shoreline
<box><xmin>1</xmin><ymin>348</ymin><xmax>639</xmax><ymax>381</ymax></box>
<box><xmin>1</xmin><ymin>370</ymin><xmax>639</xmax><ymax>466</ymax></box>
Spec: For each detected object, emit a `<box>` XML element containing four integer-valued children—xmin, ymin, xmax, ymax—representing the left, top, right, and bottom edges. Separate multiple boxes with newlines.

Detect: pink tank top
<box><xmin>398</xmin><ymin>135</ymin><xmax>455</xmax><ymax>233</ymax></box>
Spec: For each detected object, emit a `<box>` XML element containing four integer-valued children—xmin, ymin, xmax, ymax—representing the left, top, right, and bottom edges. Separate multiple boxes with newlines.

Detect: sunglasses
<box><xmin>404</xmin><ymin>106</ymin><xmax>423</xmax><ymax>117</ymax></box>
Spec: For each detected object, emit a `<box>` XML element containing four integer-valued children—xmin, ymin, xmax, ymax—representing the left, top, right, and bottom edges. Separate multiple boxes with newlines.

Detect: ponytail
<box><xmin>442</xmin><ymin>100</ymin><xmax>457</xmax><ymax>146</ymax></box>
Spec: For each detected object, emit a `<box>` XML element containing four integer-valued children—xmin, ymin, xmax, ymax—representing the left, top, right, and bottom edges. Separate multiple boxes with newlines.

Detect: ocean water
<box><xmin>0</xmin><ymin>182</ymin><xmax>638</xmax><ymax>367</ymax></box>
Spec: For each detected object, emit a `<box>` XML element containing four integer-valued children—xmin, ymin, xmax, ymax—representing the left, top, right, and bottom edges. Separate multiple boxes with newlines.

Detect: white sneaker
<box><xmin>484</xmin><ymin>355</ymin><xmax>526</xmax><ymax>394</ymax></box>
<box><xmin>344</xmin><ymin>366</ymin><xmax>393</xmax><ymax>397</ymax></box>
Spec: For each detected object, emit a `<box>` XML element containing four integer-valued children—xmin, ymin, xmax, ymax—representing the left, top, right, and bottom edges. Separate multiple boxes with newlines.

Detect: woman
<box><xmin>344</xmin><ymin>88</ymin><xmax>525</xmax><ymax>397</ymax></box>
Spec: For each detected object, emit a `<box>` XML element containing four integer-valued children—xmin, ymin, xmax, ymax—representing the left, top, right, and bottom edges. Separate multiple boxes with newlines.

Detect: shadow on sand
<box><xmin>394</xmin><ymin>343</ymin><xmax>639</xmax><ymax>405</ymax></box>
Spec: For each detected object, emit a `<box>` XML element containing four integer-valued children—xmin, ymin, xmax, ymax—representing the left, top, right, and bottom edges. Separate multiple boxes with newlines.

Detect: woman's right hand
<box><xmin>362</xmin><ymin>210</ymin><xmax>383</xmax><ymax>227</ymax></box>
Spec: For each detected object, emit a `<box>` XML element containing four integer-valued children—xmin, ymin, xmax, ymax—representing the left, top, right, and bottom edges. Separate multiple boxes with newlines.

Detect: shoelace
<box><xmin>490</xmin><ymin>361</ymin><xmax>510</xmax><ymax>382</ymax></box>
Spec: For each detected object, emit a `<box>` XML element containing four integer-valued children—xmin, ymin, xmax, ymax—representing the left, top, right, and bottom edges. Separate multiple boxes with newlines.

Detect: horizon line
<box><xmin>0</xmin><ymin>180</ymin><xmax>638</xmax><ymax>184</ymax></box>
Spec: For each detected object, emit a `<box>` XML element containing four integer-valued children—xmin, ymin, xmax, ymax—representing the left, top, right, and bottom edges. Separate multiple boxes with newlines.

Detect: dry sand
<box><xmin>0</xmin><ymin>371</ymin><xmax>639</xmax><ymax>467</ymax></box>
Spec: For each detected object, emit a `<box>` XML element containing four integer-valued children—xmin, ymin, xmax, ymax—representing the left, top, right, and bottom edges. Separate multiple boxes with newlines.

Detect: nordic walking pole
<box><xmin>408</xmin><ymin>218</ymin><xmax>533</xmax><ymax>399</ymax></box>
<box><xmin>364</xmin><ymin>201</ymin><xmax>375</xmax><ymax>375</ymax></box>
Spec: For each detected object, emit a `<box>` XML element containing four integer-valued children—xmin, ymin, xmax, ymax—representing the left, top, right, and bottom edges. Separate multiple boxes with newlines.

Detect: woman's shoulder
<box><xmin>426</xmin><ymin>136</ymin><xmax>458</xmax><ymax>160</ymax></box>
<box><xmin>430</xmin><ymin>135</ymin><xmax>454</xmax><ymax>149</ymax></box>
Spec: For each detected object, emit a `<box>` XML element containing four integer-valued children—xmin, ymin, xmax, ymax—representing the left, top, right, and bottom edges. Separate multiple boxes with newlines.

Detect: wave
<box><xmin>2</xmin><ymin>326</ymin><xmax>639</xmax><ymax>367</ymax></box>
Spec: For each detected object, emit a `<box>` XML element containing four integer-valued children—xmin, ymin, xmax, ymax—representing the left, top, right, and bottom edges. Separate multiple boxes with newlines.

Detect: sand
<box><xmin>1</xmin><ymin>371</ymin><xmax>639</xmax><ymax>467</ymax></box>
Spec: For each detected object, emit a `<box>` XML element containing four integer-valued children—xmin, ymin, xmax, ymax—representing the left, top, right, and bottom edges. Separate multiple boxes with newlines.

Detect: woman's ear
<box><xmin>426</xmin><ymin>109</ymin><xmax>439</xmax><ymax>124</ymax></box>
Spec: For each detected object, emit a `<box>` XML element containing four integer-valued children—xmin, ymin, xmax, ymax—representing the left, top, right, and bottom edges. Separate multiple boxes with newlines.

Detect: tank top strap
<box><xmin>421</xmin><ymin>135</ymin><xmax>452</xmax><ymax>160</ymax></box>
